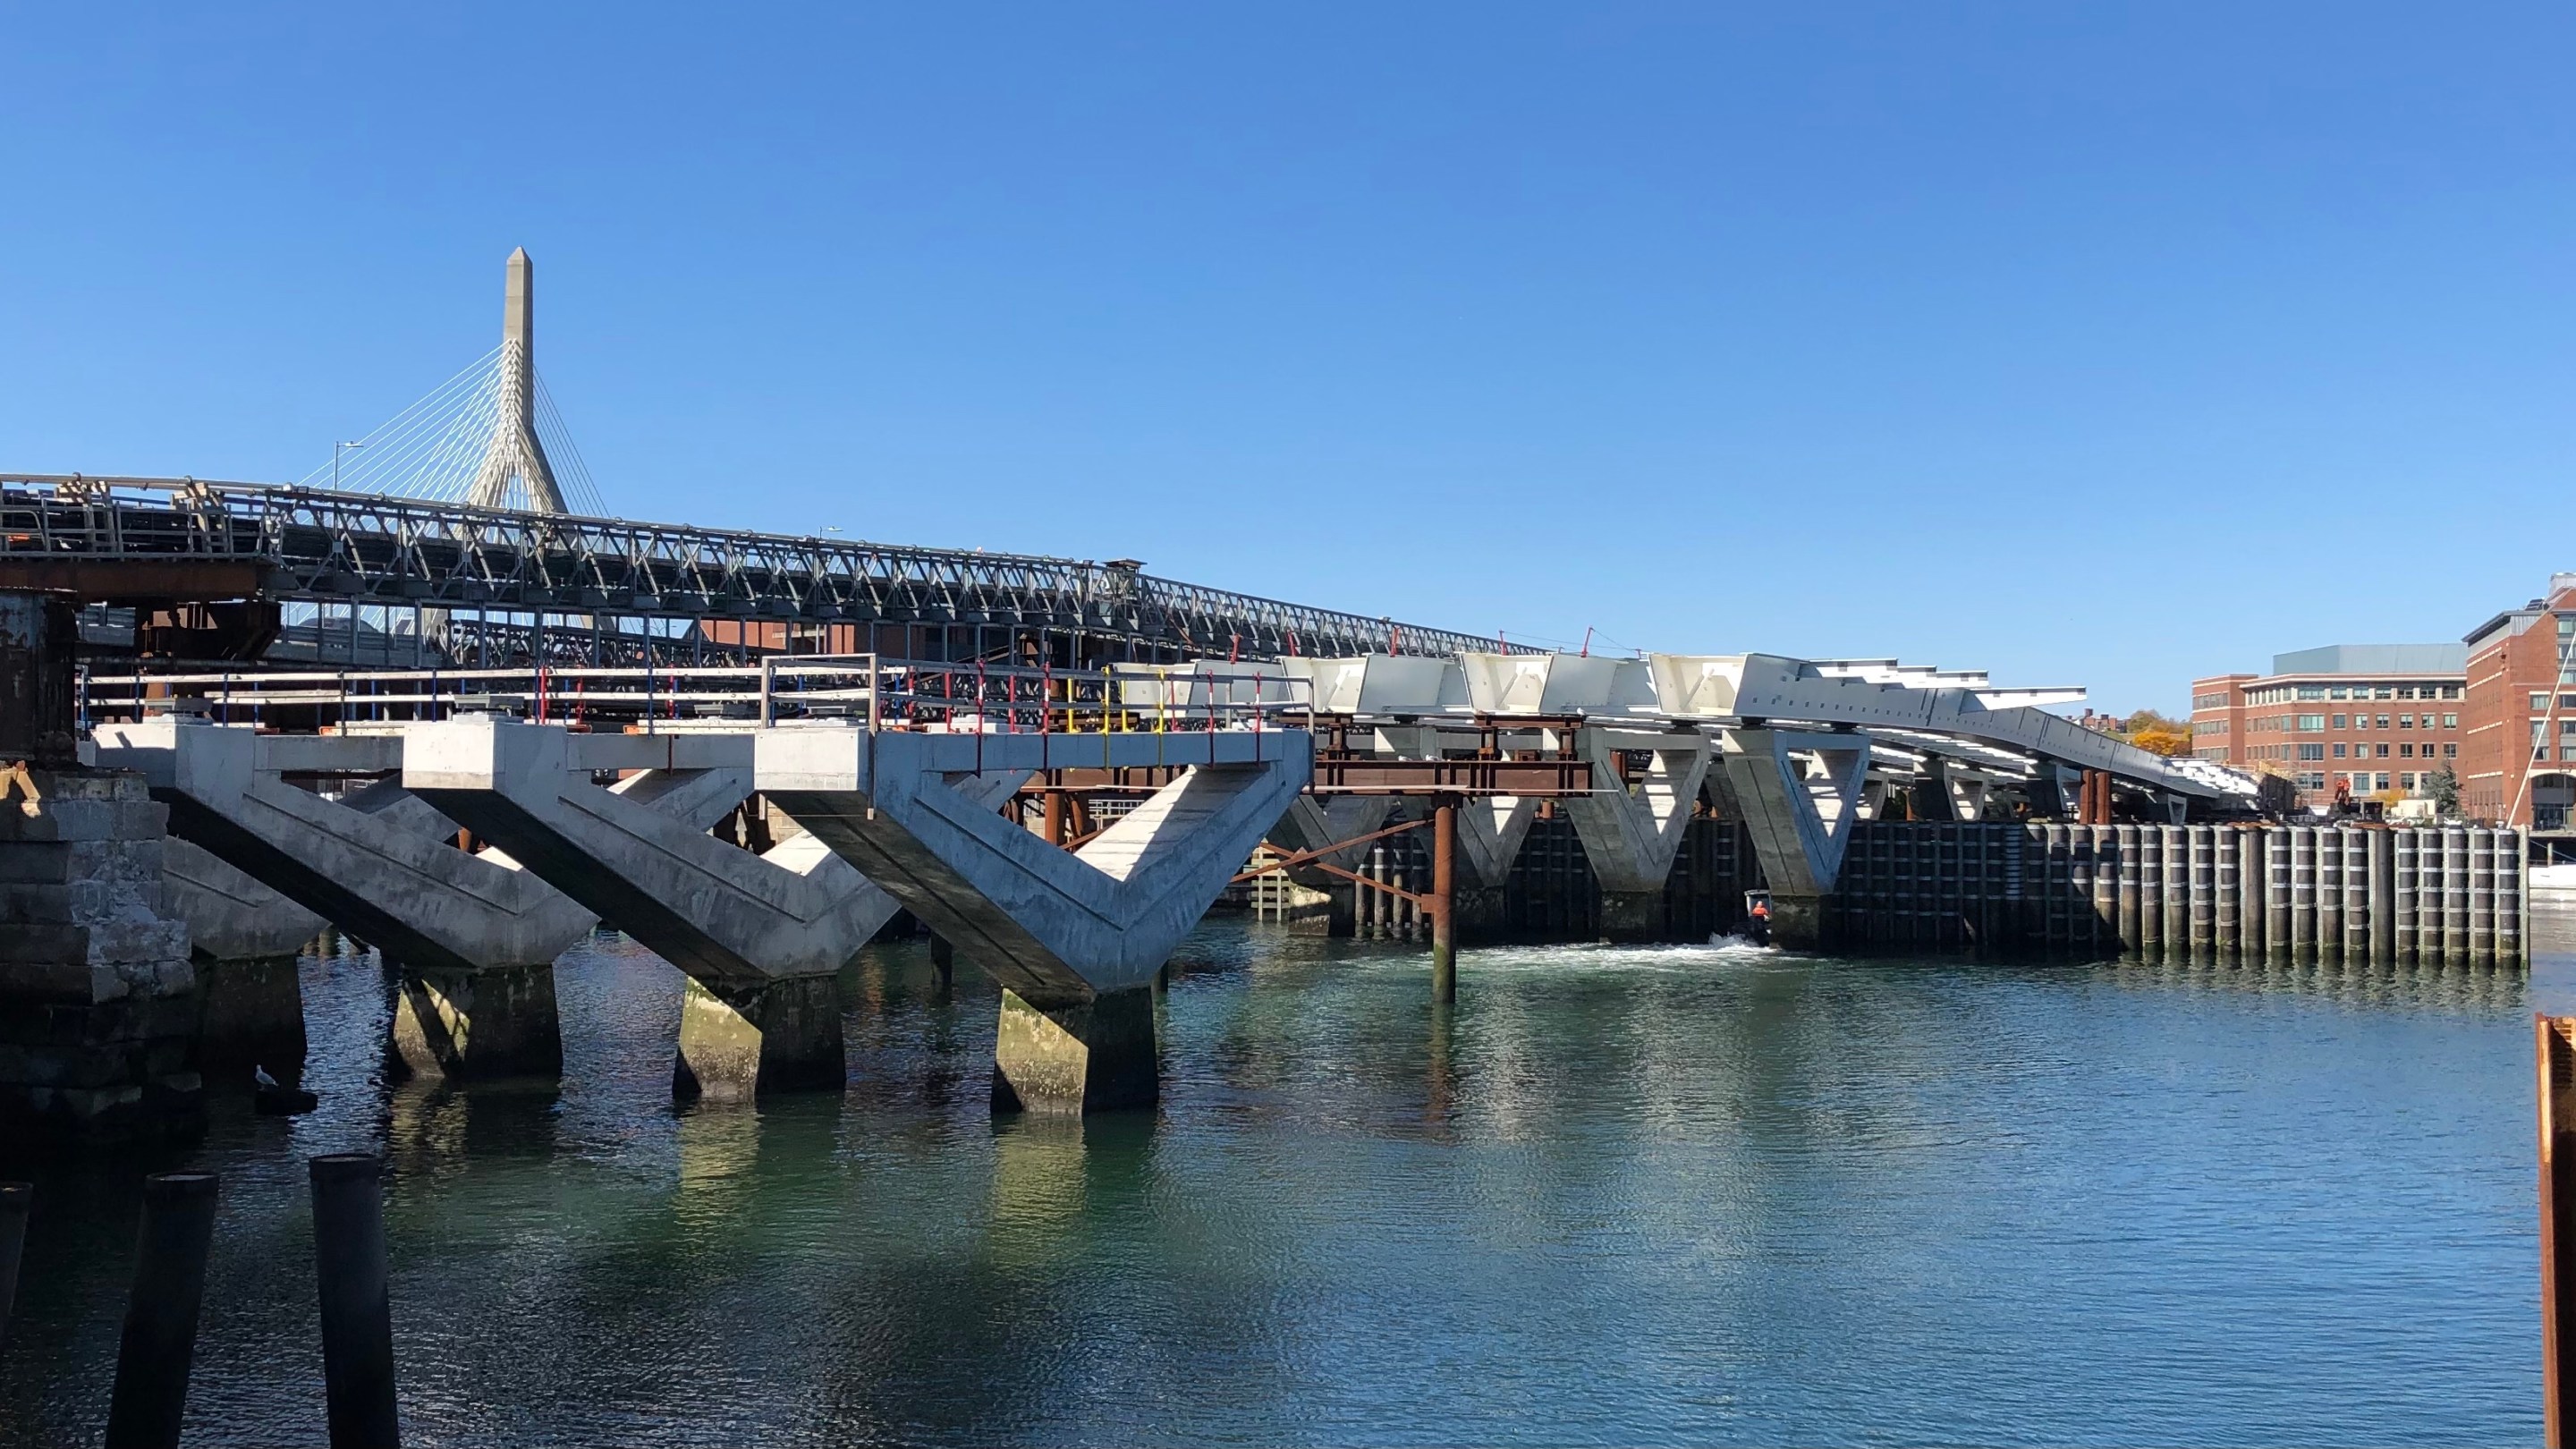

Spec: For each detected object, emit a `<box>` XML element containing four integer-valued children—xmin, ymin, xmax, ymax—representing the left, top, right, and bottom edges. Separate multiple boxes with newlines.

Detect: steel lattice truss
<box><xmin>0</xmin><ymin>476</ymin><xmax>1524</xmax><ymax>660</ymax></box>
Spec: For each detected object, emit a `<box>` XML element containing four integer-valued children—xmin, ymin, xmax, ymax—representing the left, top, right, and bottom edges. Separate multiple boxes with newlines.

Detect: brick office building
<box><xmin>2189</xmin><ymin>644</ymin><xmax>2467</xmax><ymax>810</ymax></box>
<box><xmin>2461</xmin><ymin>573</ymin><xmax>2576</xmax><ymax>829</ymax></box>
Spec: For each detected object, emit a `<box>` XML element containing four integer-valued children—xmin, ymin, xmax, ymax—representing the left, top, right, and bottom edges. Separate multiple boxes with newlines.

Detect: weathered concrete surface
<box><xmin>164</xmin><ymin>838</ymin><xmax>323</xmax><ymax>962</ymax></box>
<box><xmin>992</xmin><ymin>987</ymin><xmax>1158</xmax><ymax>1114</ymax></box>
<box><xmin>761</xmin><ymin>730</ymin><xmax>1312</xmax><ymax>1004</ymax></box>
<box><xmin>92</xmin><ymin>721</ymin><xmax>597</xmax><ymax>973</ymax></box>
<box><xmin>674</xmin><ymin>974</ymin><xmax>845</xmax><ymax>1102</ymax></box>
<box><xmin>760</xmin><ymin>728</ymin><xmax>1310</xmax><ymax>1112</ymax></box>
<box><xmin>0</xmin><ymin>769</ymin><xmax>203</xmax><ymax>1144</ymax></box>
<box><xmin>403</xmin><ymin>716</ymin><xmax>979</xmax><ymax>1097</ymax></box>
<box><xmin>388</xmin><ymin>961</ymin><xmax>563</xmax><ymax>1082</ymax></box>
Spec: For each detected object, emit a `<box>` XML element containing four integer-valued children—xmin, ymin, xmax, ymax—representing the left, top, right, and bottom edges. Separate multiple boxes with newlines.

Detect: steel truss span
<box><xmin>0</xmin><ymin>475</ymin><xmax>1522</xmax><ymax>661</ymax></box>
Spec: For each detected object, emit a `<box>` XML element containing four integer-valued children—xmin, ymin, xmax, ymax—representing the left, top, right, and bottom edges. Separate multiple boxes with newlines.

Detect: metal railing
<box><xmin>2</xmin><ymin>474</ymin><xmax>1530</xmax><ymax>661</ymax></box>
<box><xmin>81</xmin><ymin>653</ymin><xmax>1319</xmax><ymax>736</ymax></box>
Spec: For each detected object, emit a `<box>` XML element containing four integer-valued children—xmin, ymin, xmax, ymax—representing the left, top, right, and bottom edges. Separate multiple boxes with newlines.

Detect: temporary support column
<box><xmin>1429</xmin><ymin>798</ymin><xmax>1458</xmax><ymax>1003</ymax></box>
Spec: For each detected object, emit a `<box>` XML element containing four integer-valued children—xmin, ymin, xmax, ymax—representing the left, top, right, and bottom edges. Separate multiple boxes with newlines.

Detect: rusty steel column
<box><xmin>2541</xmin><ymin>1014</ymin><xmax>2576</xmax><ymax>1445</ymax></box>
<box><xmin>1430</xmin><ymin>797</ymin><xmax>1457</xmax><ymax>1003</ymax></box>
<box><xmin>0</xmin><ymin>591</ymin><xmax>79</xmax><ymax>767</ymax></box>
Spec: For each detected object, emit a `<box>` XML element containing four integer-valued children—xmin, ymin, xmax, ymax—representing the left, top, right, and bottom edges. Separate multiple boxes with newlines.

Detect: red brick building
<box><xmin>2189</xmin><ymin>645</ymin><xmax>2466</xmax><ymax>810</ymax></box>
<box><xmin>2461</xmin><ymin>573</ymin><xmax>2576</xmax><ymax>829</ymax></box>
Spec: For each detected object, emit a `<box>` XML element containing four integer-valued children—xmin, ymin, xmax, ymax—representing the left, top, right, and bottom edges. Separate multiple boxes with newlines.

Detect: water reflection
<box><xmin>0</xmin><ymin>920</ymin><xmax>2542</xmax><ymax>1446</ymax></box>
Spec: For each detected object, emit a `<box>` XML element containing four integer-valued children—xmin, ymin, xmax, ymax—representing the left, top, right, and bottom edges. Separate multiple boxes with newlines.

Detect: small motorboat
<box><xmin>1743</xmin><ymin>890</ymin><xmax>1773</xmax><ymax>946</ymax></box>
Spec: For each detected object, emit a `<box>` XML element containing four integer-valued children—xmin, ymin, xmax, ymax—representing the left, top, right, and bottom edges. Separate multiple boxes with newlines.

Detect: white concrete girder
<box><xmin>1561</xmin><ymin>727</ymin><xmax>1710</xmax><ymax>894</ymax></box>
<box><xmin>163</xmin><ymin>837</ymin><xmax>326</xmax><ymax>962</ymax></box>
<box><xmin>1717</xmin><ymin>726</ymin><xmax>1872</xmax><ymax>897</ymax></box>
<box><xmin>94</xmin><ymin>721</ymin><xmax>597</xmax><ymax>972</ymax></box>
<box><xmin>402</xmin><ymin>716</ymin><xmax>921</xmax><ymax>985</ymax></box>
<box><xmin>758</xmin><ymin>729</ymin><xmax>1313</xmax><ymax>1005</ymax></box>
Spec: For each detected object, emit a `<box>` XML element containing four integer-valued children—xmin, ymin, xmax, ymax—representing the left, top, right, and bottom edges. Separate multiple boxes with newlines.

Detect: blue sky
<box><xmin>4</xmin><ymin>4</ymin><xmax>2569</xmax><ymax>712</ymax></box>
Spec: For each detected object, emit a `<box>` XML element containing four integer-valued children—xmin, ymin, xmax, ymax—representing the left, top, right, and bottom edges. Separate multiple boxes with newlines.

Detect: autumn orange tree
<box><xmin>2120</xmin><ymin>708</ymin><xmax>2192</xmax><ymax>758</ymax></box>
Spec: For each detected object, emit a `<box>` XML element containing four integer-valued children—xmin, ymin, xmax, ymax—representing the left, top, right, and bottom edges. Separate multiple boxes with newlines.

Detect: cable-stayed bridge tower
<box><xmin>466</xmin><ymin>249</ymin><xmax>566</xmax><ymax>513</ymax></box>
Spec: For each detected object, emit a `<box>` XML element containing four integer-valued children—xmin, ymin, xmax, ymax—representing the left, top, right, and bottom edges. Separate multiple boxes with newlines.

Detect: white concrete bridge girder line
<box><xmin>1559</xmin><ymin>728</ymin><xmax>1712</xmax><ymax>939</ymax></box>
<box><xmin>757</xmin><ymin>728</ymin><xmax>1314</xmax><ymax>1114</ymax></box>
<box><xmin>1716</xmin><ymin>726</ymin><xmax>1873</xmax><ymax>947</ymax></box>
<box><xmin>401</xmin><ymin>716</ymin><xmax>947</xmax><ymax>1100</ymax></box>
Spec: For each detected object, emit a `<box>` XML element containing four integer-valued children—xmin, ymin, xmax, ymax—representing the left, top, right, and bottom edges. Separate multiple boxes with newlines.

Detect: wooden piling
<box><xmin>105</xmin><ymin>1173</ymin><xmax>219</xmax><ymax>1449</ymax></box>
<box><xmin>309</xmin><ymin>1155</ymin><xmax>401</xmax><ymax>1448</ymax></box>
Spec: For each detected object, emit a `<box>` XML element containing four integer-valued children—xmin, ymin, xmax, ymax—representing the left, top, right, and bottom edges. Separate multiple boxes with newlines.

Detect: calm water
<box><xmin>0</xmin><ymin>922</ymin><xmax>2542</xmax><ymax>1445</ymax></box>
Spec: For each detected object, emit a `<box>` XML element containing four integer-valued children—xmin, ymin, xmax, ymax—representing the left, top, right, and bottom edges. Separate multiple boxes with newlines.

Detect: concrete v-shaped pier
<box><xmin>758</xmin><ymin>727</ymin><xmax>1312</xmax><ymax>1114</ymax></box>
<box><xmin>403</xmin><ymin>715</ymin><xmax>1023</xmax><ymax>1100</ymax></box>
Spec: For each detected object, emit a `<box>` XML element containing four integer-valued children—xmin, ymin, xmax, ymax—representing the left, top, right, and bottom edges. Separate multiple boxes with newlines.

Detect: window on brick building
<box><xmin>2298</xmin><ymin>743</ymin><xmax>2324</xmax><ymax>760</ymax></box>
<box><xmin>2445</xmin><ymin>744</ymin><xmax>2458</xmax><ymax>758</ymax></box>
<box><xmin>2445</xmin><ymin>714</ymin><xmax>2458</xmax><ymax>728</ymax></box>
<box><xmin>2376</xmin><ymin>742</ymin><xmax>2391</xmax><ymax>758</ymax></box>
<box><xmin>2332</xmin><ymin>743</ymin><xmax>2346</xmax><ymax>758</ymax></box>
<box><xmin>2296</xmin><ymin>715</ymin><xmax>2324</xmax><ymax>732</ymax></box>
<box><xmin>2402</xmin><ymin>772</ymin><xmax>2418</xmax><ymax>790</ymax></box>
<box><xmin>2377</xmin><ymin>715</ymin><xmax>2391</xmax><ymax>729</ymax></box>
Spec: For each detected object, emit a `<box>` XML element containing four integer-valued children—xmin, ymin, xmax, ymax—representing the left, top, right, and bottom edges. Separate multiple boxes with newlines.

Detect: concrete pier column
<box><xmin>674</xmin><ymin>974</ymin><xmax>845</xmax><ymax>1102</ymax></box>
<box><xmin>193</xmin><ymin>955</ymin><xmax>307</xmax><ymax>1087</ymax></box>
<box><xmin>388</xmin><ymin>963</ymin><xmax>564</xmax><ymax>1082</ymax></box>
<box><xmin>991</xmin><ymin>987</ymin><xmax>1157</xmax><ymax>1115</ymax></box>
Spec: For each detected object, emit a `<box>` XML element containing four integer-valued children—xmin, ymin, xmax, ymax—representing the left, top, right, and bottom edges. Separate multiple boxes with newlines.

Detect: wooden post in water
<box><xmin>1429</xmin><ymin>798</ymin><xmax>1457</xmax><ymax>1004</ymax></box>
<box><xmin>0</xmin><ymin>1182</ymin><xmax>27</xmax><ymax>1352</ymax></box>
<box><xmin>2539</xmin><ymin>1014</ymin><xmax>2576</xmax><ymax>1445</ymax></box>
<box><xmin>310</xmin><ymin>1155</ymin><xmax>400</xmax><ymax>1448</ymax></box>
<box><xmin>105</xmin><ymin>1173</ymin><xmax>219</xmax><ymax>1449</ymax></box>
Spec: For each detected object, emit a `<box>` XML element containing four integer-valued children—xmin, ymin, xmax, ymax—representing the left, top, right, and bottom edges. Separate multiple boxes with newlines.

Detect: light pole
<box><xmin>332</xmin><ymin>440</ymin><xmax>367</xmax><ymax>489</ymax></box>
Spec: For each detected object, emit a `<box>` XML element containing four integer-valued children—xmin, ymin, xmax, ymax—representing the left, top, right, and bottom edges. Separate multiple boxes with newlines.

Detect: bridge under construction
<box><xmin>9</xmin><ymin>250</ymin><xmax>2494</xmax><ymax>1150</ymax></box>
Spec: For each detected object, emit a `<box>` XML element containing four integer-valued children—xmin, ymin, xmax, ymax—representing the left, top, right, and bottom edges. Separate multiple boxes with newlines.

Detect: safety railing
<box><xmin>79</xmin><ymin>654</ymin><xmax>1318</xmax><ymax>736</ymax></box>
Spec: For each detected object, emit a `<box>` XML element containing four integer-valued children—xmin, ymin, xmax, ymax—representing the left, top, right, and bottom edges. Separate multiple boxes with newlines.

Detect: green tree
<box><xmin>2427</xmin><ymin>762</ymin><xmax>2462</xmax><ymax>816</ymax></box>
